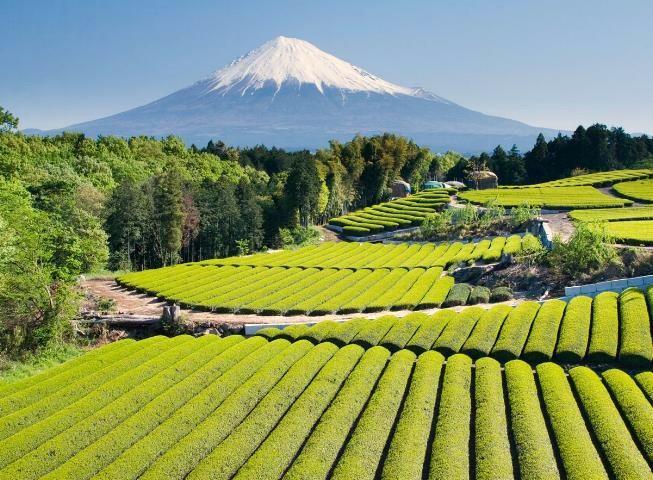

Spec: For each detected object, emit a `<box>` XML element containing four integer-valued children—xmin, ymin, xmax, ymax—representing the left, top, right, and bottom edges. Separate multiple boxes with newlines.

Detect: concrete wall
<box><xmin>564</xmin><ymin>275</ymin><xmax>653</xmax><ymax>298</ymax></box>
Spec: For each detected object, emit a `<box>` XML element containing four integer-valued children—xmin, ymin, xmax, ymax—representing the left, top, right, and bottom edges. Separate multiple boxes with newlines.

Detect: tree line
<box><xmin>452</xmin><ymin>125</ymin><xmax>653</xmax><ymax>185</ymax></box>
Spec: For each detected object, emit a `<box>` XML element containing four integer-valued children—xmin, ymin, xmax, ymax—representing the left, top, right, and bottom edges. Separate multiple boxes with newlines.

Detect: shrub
<box><xmin>351</xmin><ymin>316</ymin><xmax>398</xmax><ymax>348</ymax></box>
<box><xmin>415</xmin><ymin>276</ymin><xmax>455</xmax><ymax>309</ymax></box>
<box><xmin>474</xmin><ymin>357</ymin><xmax>513</xmax><ymax>480</ymax></box>
<box><xmin>504</xmin><ymin>360</ymin><xmax>560</xmax><ymax>479</ymax></box>
<box><xmin>548</xmin><ymin>222</ymin><xmax>616</xmax><ymax>279</ymax></box>
<box><xmin>510</xmin><ymin>203</ymin><xmax>540</xmax><ymax>228</ymax></box>
<box><xmin>283</xmin><ymin>347</ymin><xmax>390</xmax><ymax>480</ymax></box>
<box><xmin>489</xmin><ymin>286</ymin><xmax>512</xmax><ymax>302</ymax></box>
<box><xmin>441</xmin><ymin>283</ymin><xmax>472</xmax><ymax>307</ymax></box>
<box><xmin>342</xmin><ymin>225</ymin><xmax>371</xmax><ymax>236</ymax></box>
<box><xmin>331</xmin><ymin>350</ymin><xmax>415</xmax><ymax>480</ymax></box>
<box><xmin>428</xmin><ymin>354</ymin><xmax>473</xmax><ymax>480</ymax></box>
<box><xmin>569</xmin><ymin>366</ymin><xmax>652</xmax><ymax>479</ymax></box>
<box><xmin>467</xmin><ymin>286</ymin><xmax>490</xmax><ymax>304</ymax></box>
<box><xmin>536</xmin><ymin>363</ymin><xmax>608</xmax><ymax>479</ymax></box>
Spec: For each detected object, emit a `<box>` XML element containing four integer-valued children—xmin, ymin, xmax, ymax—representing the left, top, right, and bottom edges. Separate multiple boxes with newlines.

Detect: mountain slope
<box><xmin>46</xmin><ymin>36</ymin><xmax>561</xmax><ymax>152</ymax></box>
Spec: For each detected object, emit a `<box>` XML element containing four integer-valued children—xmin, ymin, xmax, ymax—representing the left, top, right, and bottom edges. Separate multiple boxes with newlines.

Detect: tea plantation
<box><xmin>1</xmin><ymin>330</ymin><xmax>651</xmax><ymax>479</ymax></box>
<box><xmin>459</xmin><ymin>186</ymin><xmax>632</xmax><ymax>209</ymax></box>
<box><xmin>117</xmin><ymin>237</ymin><xmax>538</xmax><ymax>315</ymax></box>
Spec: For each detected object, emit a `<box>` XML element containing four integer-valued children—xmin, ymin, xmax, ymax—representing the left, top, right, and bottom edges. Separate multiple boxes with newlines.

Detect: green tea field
<box><xmin>117</xmin><ymin>237</ymin><xmax>538</xmax><ymax>315</ymax></box>
<box><xmin>613</xmin><ymin>178</ymin><xmax>653</xmax><ymax>203</ymax></box>
<box><xmin>328</xmin><ymin>188</ymin><xmax>452</xmax><ymax>236</ymax></box>
<box><xmin>0</xmin><ymin>333</ymin><xmax>651</xmax><ymax>480</ymax></box>
<box><xmin>458</xmin><ymin>186</ymin><xmax>632</xmax><ymax>209</ymax></box>
<box><xmin>258</xmin><ymin>286</ymin><xmax>653</xmax><ymax>368</ymax></box>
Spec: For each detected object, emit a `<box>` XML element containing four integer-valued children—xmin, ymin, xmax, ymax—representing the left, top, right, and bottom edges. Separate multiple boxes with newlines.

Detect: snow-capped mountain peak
<box><xmin>207</xmin><ymin>36</ymin><xmax>444</xmax><ymax>100</ymax></box>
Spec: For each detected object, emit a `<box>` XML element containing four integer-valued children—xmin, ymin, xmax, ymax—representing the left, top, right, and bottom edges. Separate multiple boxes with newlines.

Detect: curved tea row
<box><xmin>117</xmin><ymin>237</ymin><xmax>537</xmax><ymax>315</ymax></box>
<box><xmin>0</xmin><ymin>335</ymin><xmax>651</xmax><ymax>479</ymax></box>
<box><xmin>257</xmin><ymin>286</ymin><xmax>653</xmax><ymax>368</ymax></box>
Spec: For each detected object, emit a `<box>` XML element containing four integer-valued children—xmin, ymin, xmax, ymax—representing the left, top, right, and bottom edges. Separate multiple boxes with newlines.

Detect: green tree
<box><xmin>152</xmin><ymin>162</ymin><xmax>184</xmax><ymax>266</ymax></box>
<box><xmin>0</xmin><ymin>106</ymin><xmax>18</xmax><ymax>132</ymax></box>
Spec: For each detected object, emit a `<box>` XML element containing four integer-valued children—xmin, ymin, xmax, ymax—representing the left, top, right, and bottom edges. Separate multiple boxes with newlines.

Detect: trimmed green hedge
<box><xmin>284</xmin><ymin>346</ymin><xmax>390</xmax><ymax>480</ymax></box>
<box><xmin>554</xmin><ymin>295</ymin><xmax>592</xmax><ymax>363</ymax></box>
<box><xmin>570</xmin><ymin>366</ymin><xmax>652</xmax><ymax>479</ymax></box>
<box><xmin>537</xmin><ymin>362</ymin><xmax>608</xmax><ymax>480</ymax></box>
<box><xmin>587</xmin><ymin>291</ymin><xmax>619</xmax><ymax>363</ymax></box>
<box><xmin>441</xmin><ymin>283</ymin><xmax>472</xmax><ymax>307</ymax></box>
<box><xmin>332</xmin><ymin>350</ymin><xmax>415</xmax><ymax>480</ymax></box>
<box><xmin>618</xmin><ymin>288</ymin><xmax>653</xmax><ymax>367</ymax></box>
<box><xmin>505</xmin><ymin>360</ymin><xmax>560</xmax><ymax>479</ymax></box>
<box><xmin>474</xmin><ymin>357</ymin><xmax>513</xmax><ymax>480</ymax></box>
<box><xmin>427</xmin><ymin>354</ymin><xmax>473</xmax><ymax>480</ymax></box>
<box><xmin>381</xmin><ymin>351</ymin><xmax>444</xmax><ymax>480</ymax></box>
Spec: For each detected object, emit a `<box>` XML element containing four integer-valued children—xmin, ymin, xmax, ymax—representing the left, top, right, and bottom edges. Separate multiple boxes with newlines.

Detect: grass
<box><xmin>0</xmin><ymin>344</ymin><xmax>84</xmax><ymax>383</ymax></box>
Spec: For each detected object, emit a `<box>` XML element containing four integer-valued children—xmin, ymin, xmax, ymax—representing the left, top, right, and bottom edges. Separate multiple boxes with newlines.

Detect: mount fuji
<box><xmin>44</xmin><ymin>36</ymin><xmax>561</xmax><ymax>152</ymax></box>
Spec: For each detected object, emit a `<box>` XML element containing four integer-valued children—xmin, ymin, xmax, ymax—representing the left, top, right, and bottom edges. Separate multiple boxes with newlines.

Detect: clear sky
<box><xmin>2</xmin><ymin>0</ymin><xmax>652</xmax><ymax>133</ymax></box>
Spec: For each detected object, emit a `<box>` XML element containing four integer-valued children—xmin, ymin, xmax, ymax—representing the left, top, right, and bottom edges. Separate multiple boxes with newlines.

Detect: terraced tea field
<box><xmin>328</xmin><ymin>189</ymin><xmax>452</xmax><ymax>236</ymax></box>
<box><xmin>569</xmin><ymin>206</ymin><xmax>653</xmax><ymax>222</ymax></box>
<box><xmin>1</xmin><ymin>333</ymin><xmax>651</xmax><ymax>480</ymax></box>
<box><xmin>459</xmin><ymin>186</ymin><xmax>632</xmax><ymax>209</ymax></box>
<box><xmin>603</xmin><ymin>220</ymin><xmax>653</xmax><ymax>245</ymax></box>
<box><xmin>504</xmin><ymin>168</ymin><xmax>653</xmax><ymax>188</ymax></box>
<box><xmin>258</xmin><ymin>286</ymin><xmax>653</xmax><ymax>368</ymax></box>
<box><xmin>118</xmin><ymin>237</ymin><xmax>537</xmax><ymax>315</ymax></box>
<box><xmin>613</xmin><ymin>178</ymin><xmax>653</xmax><ymax>203</ymax></box>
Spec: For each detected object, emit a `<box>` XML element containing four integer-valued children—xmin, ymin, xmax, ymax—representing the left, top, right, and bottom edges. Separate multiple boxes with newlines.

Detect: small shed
<box><xmin>391</xmin><ymin>179</ymin><xmax>411</xmax><ymax>198</ymax></box>
<box><xmin>423</xmin><ymin>180</ymin><xmax>446</xmax><ymax>190</ymax></box>
<box><xmin>467</xmin><ymin>171</ymin><xmax>498</xmax><ymax>190</ymax></box>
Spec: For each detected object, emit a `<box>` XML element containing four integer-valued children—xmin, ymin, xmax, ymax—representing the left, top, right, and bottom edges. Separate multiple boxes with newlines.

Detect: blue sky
<box><xmin>2</xmin><ymin>0</ymin><xmax>652</xmax><ymax>133</ymax></box>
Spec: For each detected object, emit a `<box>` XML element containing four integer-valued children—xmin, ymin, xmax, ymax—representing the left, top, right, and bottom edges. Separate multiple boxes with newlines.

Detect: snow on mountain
<box><xmin>206</xmin><ymin>36</ymin><xmax>448</xmax><ymax>101</ymax></box>
<box><xmin>43</xmin><ymin>36</ymin><xmax>561</xmax><ymax>152</ymax></box>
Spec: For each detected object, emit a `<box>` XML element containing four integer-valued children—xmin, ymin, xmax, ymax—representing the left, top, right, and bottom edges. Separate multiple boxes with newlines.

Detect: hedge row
<box><xmin>42</xmin><ymin>335</ymin><xmax>255</xmax><ymax>479</ymax></box>
<box><xmin>331</xmin><ymin>350</ymin><xmax>415</xmax><ymax>480</ymax></box>
<box><xmin>0</xmin><ymin>338</ymin><xmax>135</xmax><ymax>402</ymax></box>
<box><xmin>474</xmin><ymin>357</ymin><xmax>513</xmax><ymax>480</ymax></box>
<box><xmin>258</xmin><ymin>286</ymin><xmax>653</xmax><ymax>367</ymax></box>
<box><xmin>505</xmin><ymin>360</ymin><xmax>560</xmax><ymax>479</ymax></box>
<box><xmin>504</xmin><ymin>168</ymin><xmax>653</xmax><ymax>188</ymax></box>
<box><xmin>602</xmin><ymin>369</ymin><xmax>653</xmax><ymax>465</ymax></box>
<box><xmin>3</xmin><ymin>337</ymin><xmax>653</xmax><ymax>478</ymax></box>
<box><xmin>459</xmin><ymin>186</ymin><xmax>632</xmax><ymax>209</ymax></box>
<box><xmin>1</xmin><ymin>335</ymin><xmax>209</xmax><ymax>477</ymax></box>
<box><xmin>537</xmin><ymin>362</ymin><xmax>608</xmax><ymax>480</ymax></box>
<box><xmin>428</xmin><ymin>354</ymin><xmax>473</xmax><ymax>479</ymax></box>
<box><xmin>569</xmin><ymin>367</ymin><xmax>652</xmax><ymax>479</ymax></box>
<box><xmin>94</xmin><ymin>338</ymin><xmax>293</xmax><ymax>479</ymax></box>
<box><xmin>328</xmin><ymin>189</ymin><xmax>452</xmax><ymax>234</ymax></box>
<box><xmin>284</xmin><ymin>346</ymin><xmax>390</xmax><ymax>480</ymax></box>
<box><xmin>381</xmin><ymin>350</ymin><xmax>444</xmax><ymax>480</ymax></box>
<box><xmin>138</xmin><ymin>340</ymin><xmax>318</xmax><ymax>480</ymax></box>
<box><xmin>192</xmin><ymin>344</ymin><xmax>359</xmax><ymax>480</ymax></box>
